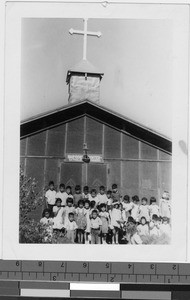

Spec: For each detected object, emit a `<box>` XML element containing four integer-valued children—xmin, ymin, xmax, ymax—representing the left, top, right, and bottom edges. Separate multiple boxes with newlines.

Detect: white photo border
<box><xmin>2</xmin><ymin>1</ymin><xmax>189</xmax><ymax>262</ymax></box>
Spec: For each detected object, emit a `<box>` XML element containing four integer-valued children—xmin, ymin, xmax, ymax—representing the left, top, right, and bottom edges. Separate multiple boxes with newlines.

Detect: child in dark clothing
<box><xmin>73</xmin><ymin>185</ymin><xmax>83</xmax><ymax>207</ymax></box>
<box><xmin>112</xmin><ymin>184</ymin><xmax>121</xmax><ymax>203</ymax></box>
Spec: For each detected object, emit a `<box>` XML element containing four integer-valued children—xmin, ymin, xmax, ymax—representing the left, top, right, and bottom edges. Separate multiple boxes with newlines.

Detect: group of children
<box><xmin>40</xmin><ymin>181</ymin><xmax>171</xmax><ymax>244</ymax></box>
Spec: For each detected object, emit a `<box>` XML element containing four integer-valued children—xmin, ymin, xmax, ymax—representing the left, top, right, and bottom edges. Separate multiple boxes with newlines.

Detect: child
<box><xmin>137</xmin><ymin>217</ymin><xmax>149</xmax><ymax>239</ymax></box>
<box><xmin>45</xmin><ymin>181</ymin><xmax>56</xmax><ymax>214</ymax></box>
<box><xmin>73</xmin><ymin>185</ymin><xmax>83</xmax><ymax>207</ymax></box>
<box><xmin>112</xmin><ymin>184</ymin><xmax>121</xmax><ymax>203</ymax></box>
<box><xmin>40</xmin><ymin>209</ymin><xmax>54</xmax><ymax>225</ymax></box>
<box><xmin>82</xmin><ymin>186</ymin><xmax>90</xmax><ymax>200</ymax></box>
<box><xmin>125</xmin><ymin>220</ymin><xmax>142</xmax><ymax>245</ymax></box>
<box><xmin>84</xmin><ymin>200</ymin><xmax>91</xmax><ymax>244</ymax></box>
<box><xmin>75</xmin><ymin>200</ymin><xmax>87</xmax><ymax>243</ymax></box>
<box><xmin>149</xmin><ymin>214</ymin><xmax>160</xmax><ymax>237</ymax></box>
<box><xmin>109</xmin><ymin>202</ymin><xmax>122</xmax><ymax>244</ymax></box>
<box><xmin>40</xmin><ymin>209</ymin><xmax>54</xmax><ymax>242</ymax></box>
<box><xmin>99</xmin><ymin>203</ymin><xmax>109</xmax><ymax>244</ymax></box>
<box><xmin>122</xmin><ymin>195</ymin><xmax>133</xmax><ymax>222</ymax></box>
<box><xmin>138</xmin><ymin>197</ymin><xmax>150</xmax><ymax>222</ymax></box>
<box><xmin>64</xmin><ymin>212</ymin><xmax>78</xmax><ymax>243</ymax></box>
<box><xmin>63</xmin><ymin>197</ymin><xmax>75</xmax><ymax>224</ymax></box>
<box><xmin>160</xmin><ymin>217</ymin><xmax>171</xmax><ymax>237</ymax></box>
<box><xmin>106</xmin><ymin>190</ymin><xmax>113</xmax><ymax>209</ymax></box>
<box><xmin>55</xmin><ymin>183</ymin><xmax>65</xmax><ymax>206</ymax></box>
<box><xmin>131</xmin><ymin>195</ymin><xmax>140</xmax><ymax>222</ymax></box>
<box><xmin>90</xmin><ymin>209</ymin><xmax>102</xmax><ymax>244</ymax></box>
<box><xmin>89</xmin><ymin>189</ymin><xmax>99</xmax><ymax>207</ymax></box>
<box><xmin>159</xmin><ymin>191</ymin><xmax>171</xmax><ymax>219</ymax></box>
<box><xmin>52</xmin><ymin>198</ymin><xmax>65</xmax><ymax>232</ymax></box>
<box><xmin>149</xmin><ymin>197</ymin><xmax>159</xmax><ymax>219</ymax></box>
<box><xmin>65</xmin><ymin>186</ymin><xmax>73</xmax><ymax>198</ymax></box>
<box><xmin>97</xmin><ymin>186</ymin><xmax>108</xmax><ymax>206</ymax></box>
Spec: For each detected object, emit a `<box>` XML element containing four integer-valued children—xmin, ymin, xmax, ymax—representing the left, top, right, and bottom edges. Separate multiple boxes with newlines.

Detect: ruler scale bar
<box><xmin>0</xmin><ymin>261</ymin><xmax>189</xmax><ymax>286</ymax></box>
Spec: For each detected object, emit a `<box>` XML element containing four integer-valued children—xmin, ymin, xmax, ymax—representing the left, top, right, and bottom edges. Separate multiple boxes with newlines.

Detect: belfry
<box><xmin>66</xmin><ymin>19</ymin><xmax>104</xmax><ymax>104</ymax></box>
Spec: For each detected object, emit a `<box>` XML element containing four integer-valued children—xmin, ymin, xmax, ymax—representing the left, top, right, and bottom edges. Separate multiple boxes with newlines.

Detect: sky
<box><xmin>21</xmin><ymin>18</ymin><xmax>173</xmax><ymax>138</ymax></box>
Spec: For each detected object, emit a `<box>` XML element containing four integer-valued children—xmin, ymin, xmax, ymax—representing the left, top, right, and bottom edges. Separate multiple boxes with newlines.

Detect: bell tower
<box><xmin>66</xmin><ymin>19</ymin><xmax>104</xmax><ymax>104</ymax></box>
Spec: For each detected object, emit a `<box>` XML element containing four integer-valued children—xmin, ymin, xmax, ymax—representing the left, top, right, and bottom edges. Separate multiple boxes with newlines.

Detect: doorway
<box><xmin>60</xmin><ymin>162</ymin><xmax>107</xmax><ymax>191</ymax></box>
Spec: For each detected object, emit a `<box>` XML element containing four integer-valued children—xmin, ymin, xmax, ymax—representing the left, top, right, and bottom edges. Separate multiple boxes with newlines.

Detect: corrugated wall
<box><xmin>20</xmin><ymin>116</ymin><xmax>171</xmax><ymax>203</ymax></box>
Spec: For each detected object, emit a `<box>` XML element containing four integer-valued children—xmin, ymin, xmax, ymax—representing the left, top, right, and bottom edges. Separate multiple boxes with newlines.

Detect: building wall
<box><xmin>20</xmin><ymin>116</ymin><xmax>171</xmax><ymax>202</ymax></box>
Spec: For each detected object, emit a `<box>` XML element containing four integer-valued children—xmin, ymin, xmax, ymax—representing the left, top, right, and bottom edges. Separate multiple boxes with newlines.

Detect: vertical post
<box><xmin>83</xmin><ymin>18</ymin><xmax>88</xmax><ymax>60</ymax></box>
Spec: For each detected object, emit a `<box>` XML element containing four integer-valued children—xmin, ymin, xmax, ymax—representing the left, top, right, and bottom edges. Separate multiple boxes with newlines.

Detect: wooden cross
<box><xmin>69</xmin><ymin>18</ymin><xmax>101</xmax><ymax>60</ymax></box>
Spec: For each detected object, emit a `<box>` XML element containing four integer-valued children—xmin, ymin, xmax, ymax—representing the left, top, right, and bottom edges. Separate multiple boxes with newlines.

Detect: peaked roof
<box><xmin>66</xmin><ymin>59</ymin><xmax>104</xmax><ymax>83</ymax></box>
<box><xmin>21</xmin><ymin>100</ymin><xmax>172</xmax><ymax>154</ymax></box>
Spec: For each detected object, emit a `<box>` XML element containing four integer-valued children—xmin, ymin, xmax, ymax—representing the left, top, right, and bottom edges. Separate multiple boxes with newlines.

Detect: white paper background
<box><xmin>2</xmin><ymin>2</ymin><xmax>189</xmax><ymax>262</ymax></box>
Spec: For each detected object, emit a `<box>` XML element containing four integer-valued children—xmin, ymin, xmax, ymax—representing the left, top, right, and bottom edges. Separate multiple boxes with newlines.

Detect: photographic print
<box><xmin>20</xmin><ymin>17</ymin><xmax>172</xmax><ymax>245</ymax></box>
<box><xmin>3</xmin><ymin>2</ymin><xmax>188</xmax><ymax>261</ymax></box>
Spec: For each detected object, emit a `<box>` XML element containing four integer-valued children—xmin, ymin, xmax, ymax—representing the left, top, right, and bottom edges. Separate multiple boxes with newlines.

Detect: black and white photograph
<box><xmin>3</xmin><ymin>2</ymin><xmax>188</xmax><ymax>261</ymax></box>
<box><xmin>20</xmin><ymin>17</ymin><xmax>173</xmax><ymax>245</ymax></box>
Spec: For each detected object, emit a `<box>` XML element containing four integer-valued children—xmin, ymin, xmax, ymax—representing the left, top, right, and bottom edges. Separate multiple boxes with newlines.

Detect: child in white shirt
<box><xmin>106</xmin><ymin>190</ymin><xmax>113</xmax><ymax>210</ymax></box>
<box><xmin>55</xmin><ymin>183</ymin><xmax>65</xmax><ymax>206</ymax></box>
<box><xmin>159</xmin><ymin>191</ymin><xmax>171</xmax><ymax>219</ymax></box>
<box><xmin>149</xmin><ymin>214</ymin><xmax>160</xmax><ymax>237</ymax></box>
<box><xmin>64</xmin><ymin>212</ymin><xmax>78</xmax><ymax>243</ymax></box>
<box><xmin>109</xmin><ymin>202</ymin><xmax>122</xmax><ymax>244</ymax></box>
<box><xmin>82</xmin><ymin>186</ymin><xmax>90</xmax><ymax>201</ymax></box>
<box><xmin>149</xmin><ymin>197</ymin><xmax>159</xmax><ymax>219</ymax></box>
<box><xmin>75</xmin><ymin>200</ymin><xmax>87</xmax><ymax>243</ymax></box>
<box><xmin>137</xmin><ymin>216</ymin><xmax>149</xmax><ymax>238</ymax></box>
<box><xmin>89</xmin><ymin>189</ymin><xmax>99</xmax><ymax>207</ymax></box>
<box><xmin>84</xmin><ymin>200</ymin><xmax>91</xmax><ymax>243</ymax></box>
<box><xmin>131</xmin><ymin>195</ymin><xmax>140</xmax><ymax>222</ymax></box>
<box><xmin>99</xmin><ymin>204</ymin><xmax>109</xmax><ymax>244</ymax></box>
<box><xmin>138</xmin><ymin>197</ymin><xmax>150</xmax><ymax>222</ymax></box>
<box><xmin>52</xmin><ymin>198</ymin><xmax>65</xmax><ymax>231</ymax></box>
<box><xmin>63</xmin><ymin>197</ymin><xmax>75</xmax><ymax>224</ymax></box>
<box><xmin>97</xmin><ymin>186</ymin><xmax>108</xmax><ymax>206</ymax></box>
<box><xmin>40</xmin><ymin>209</ymin><xmax>54</xmax><ymax>242</ymax></box>
<box><xmin>45</xmin><ymin>181</ymin><xmax>56</xmax><ymax>214</ymax></box>
<box><xmin>160</xmin><ymin>217</ymin><xmax>171</xmax><ymax>238</ymax></box>
<box><xmin>121</xmin><ymin>195</ymin><xmax>133</xmax><ymax>222</ymax></box>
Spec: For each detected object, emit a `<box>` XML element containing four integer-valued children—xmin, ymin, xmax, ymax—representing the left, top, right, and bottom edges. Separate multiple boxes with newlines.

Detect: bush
<box><xmin>19</xmin><ymin>167</ymin><xmax>45</xmax><ymax>243</ymax></box>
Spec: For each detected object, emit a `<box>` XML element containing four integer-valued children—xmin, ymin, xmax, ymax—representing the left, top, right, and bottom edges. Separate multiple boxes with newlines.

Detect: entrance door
<box><xmin>87</xmin><ymin>164</ymin><xmax>107</xmax><ymax>190</ymax></box>
<box><xmin>60</xmin><ymin>162</ymin><xmax>107</xmax><ymax>191</ymax></box>
<box><xmin>60</xmin><ymin>162</ymin><xmax>82</xmax><ymax>190</ymax></box>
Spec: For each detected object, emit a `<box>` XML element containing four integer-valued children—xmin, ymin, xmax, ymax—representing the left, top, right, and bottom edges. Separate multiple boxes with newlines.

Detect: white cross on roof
<box><xmin>69</xmin><ymin>18</ymin><xmax>102</xmax><ymax>60</ymax></box>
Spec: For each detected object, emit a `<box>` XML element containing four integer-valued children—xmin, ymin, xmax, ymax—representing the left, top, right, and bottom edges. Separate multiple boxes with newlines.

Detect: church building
<box><xmin>20</xmin><ymin>19</ymin><xmax>172</xmax><ymax>209</ymax></box>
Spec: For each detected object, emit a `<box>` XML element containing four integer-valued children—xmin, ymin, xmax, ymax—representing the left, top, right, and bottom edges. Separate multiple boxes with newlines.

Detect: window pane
<box><xmin>47</xmin><ymin>124</ymin><xmax>65</xmax><ymax>157</ymax></box>
<box><xmin>139</xmin><ymin>162</ymin><xmax>158</xmax><ymax>201</ymax></box>
<box><xmin>27</xmin><ymin>132</ymin><xmax>46</xmax><ymax>156</ymax></box>
<box><xmin>106</xmin><ymin>161</ymin><xmax>121</xmax><ymax>190</ymax></box>
<box><xmin>86</xmin><ymin>117</ymin><xmax>103</xmax><ymax>154</ymax></box>
<box><xmin>122</xmin><ymin>161</ymin><xmax>139</xmax><ymax>197</ymax></box>
<box><xmin>25</xmin><ymin>158</ymin><xmax>45</xmax><ymax>192</ymax></box>
<box><xmin>158</xmin><ymin>162</ymin><xmax>172</xmax><ymax>197</ymax></box>
<box><xmin>20</xmin><ymin>157</ymin><xmax>25</xmax><ymax>171</ymax></box>
<box><xmin>159</xmin><ymin>150</ymin><xmax>172</xmax><ymax>160</ymax></box>
<box><xmin>140</xmin><ymin>162</ymin><xmax>157</xmax><ymax>189</ymax></box>
<box><xmin>104</xmin><ymin>126</ymin><xmax>121</xmax><ymax>158</ymax></box>
<box><xmin>122</xmin><ymin>134</ymin><xmax>139</xmax><ymax>159</ymax></box>
<box><xmin>141</xmin><ymin>142</ymin><xmax>157</xmax><ymax>159</ymax></box>
<box><xmin>45</xmin><ymin>159</ymin><xmax>59</xmax><ymax>190</ymax></box>
<box><xmin>67</xmin><ymin>118</ymin><xmax>84</xmax><ymax>153</ymax></box>
<box><xmin>20</xmin><ymin>138</ymin><xmax>26</xmax><ymax>156</ymax></box>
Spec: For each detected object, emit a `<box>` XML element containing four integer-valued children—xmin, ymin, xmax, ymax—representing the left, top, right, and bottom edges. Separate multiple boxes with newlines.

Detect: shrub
<box><xmin>19</xmin><ymin>167</ymin><xmax>45</xmax><ymax>243</ymax></box>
